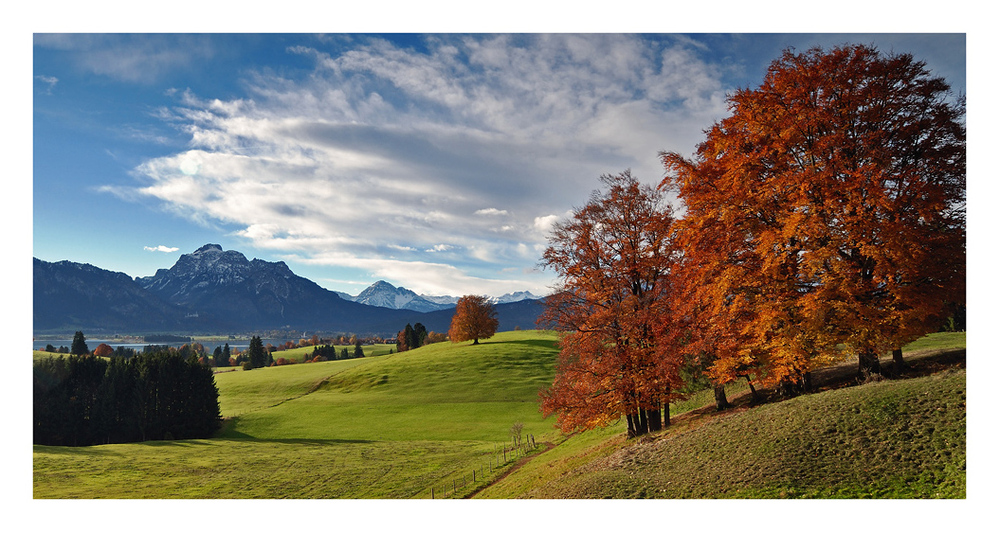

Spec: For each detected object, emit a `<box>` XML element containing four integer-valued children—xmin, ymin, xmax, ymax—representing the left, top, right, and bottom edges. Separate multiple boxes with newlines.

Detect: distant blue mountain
<box><xmin>33</xmin><ymin>257</ymin><xmax>195</xmax><ymax>334</ymax></box>
<box><xmin>34</xmin><ymin>244</ymin><xmax>544</xmax><ymax>336</ymax></box>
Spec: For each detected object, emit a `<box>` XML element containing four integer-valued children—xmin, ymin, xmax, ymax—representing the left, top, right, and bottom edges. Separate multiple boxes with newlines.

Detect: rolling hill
<box><xmin>33</xmin><ymin>331</ymin><xmax>966</xmax><ymax>500</ymax></box>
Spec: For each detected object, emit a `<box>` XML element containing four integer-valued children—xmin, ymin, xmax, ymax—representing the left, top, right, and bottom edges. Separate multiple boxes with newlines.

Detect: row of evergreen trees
<box><xmin>33</xmin><ymin>350</ymin><xmax>221</xmax><ymax>446</ymax></box>
<box><xmin>311</xmin><ymin>341</ymin><xmax>365</xmax><ymax>361</ymax></box>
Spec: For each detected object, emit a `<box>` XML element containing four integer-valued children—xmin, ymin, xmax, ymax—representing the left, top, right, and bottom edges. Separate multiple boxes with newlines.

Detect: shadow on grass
<box><xmin>32</xmin><ymin>444</ymin><xmax>122</xmax><ymax>456</ymax></box>
<box><xmin>217</xmin><ymin>430</ymin><xmax>374</xmax><ymax>445</ymax></box>
<box><xmin>212</xmin><ymin>416</ymin><xmax>374</xmax><ymax>444</ymax></box>
<box><xmin>479</xmin><ymin>338</ymin><xmax>559</xmax><ymax>350</ymax></box>
<box><xmin>673</xmin><ymin>347</ymin><xmax>968</xmax><ymax>425</ymax></box>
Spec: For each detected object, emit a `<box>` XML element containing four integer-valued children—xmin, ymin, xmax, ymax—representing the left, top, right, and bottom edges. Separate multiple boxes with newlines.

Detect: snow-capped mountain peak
<box><xmin>492</xmin><ymin>291</ymin><xmax>539</xmax><ymax>304</ymax></box>
<box><xmin>350</xmin><ymin>281</ymin><xmax>454</xmax><ymax>312</ymax></box>
<box><xmin>347</xmin><ymin>281</ymin><xmax>540</xmax><ymax>310</ymax></box>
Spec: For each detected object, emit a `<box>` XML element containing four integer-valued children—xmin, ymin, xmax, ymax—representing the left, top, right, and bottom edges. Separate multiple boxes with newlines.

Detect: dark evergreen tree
<box><xmin>113</xmin><ymin>346</ymin><xmax>137</xmax><ymax>359</ymax></box>
<box><xmin>70</xmin><ymin>331</ymin><xmax>89</xmax><ymax>356</ymax></box>
<box><xmin>213</xmin><ymin>345</ymin><xmax>228</xmax><ymax>367</ymax></box>
<box><xmin>353</xmin><ymin>339</ymin><xmax>364</xmax><ymax>358</ymax></box>
<box><xmin>33</xmin><ymin>349</ymin><xmax>221</xmax><ymax>445</ymax></box>
<box><xmin>247</xmin><ymin>336</ymin><xmax>267</xmax><ymax>369</ymax></box>
<box><xmin>413</xmin><ymin>323</ymin><xmax>427</xmax><ymax>348</ymax></box>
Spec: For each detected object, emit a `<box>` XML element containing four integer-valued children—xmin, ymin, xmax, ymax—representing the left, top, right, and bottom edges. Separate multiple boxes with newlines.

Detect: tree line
<box><xmin>395</xmin><ymin>322</ymin><xmax>447</xmax><ymax>352</ymax></box>
<box><xmin>33</xmin><ymin>349</ymin><xmax>221</xmax><ymax>446</ymax></box>
<box><xmin>309</xmin><ymin>340</ymin><xmax>365</xmax><ymax>361</ymax></box>
<box><xmin>394</xmin><ymin>296</ymin><xmax>501</xmax><ymax>352</ymax></box>
<box><xmin>539</xmin><ymin>45</ymin><xmax>965</xmax><ymax>438</ymax></box>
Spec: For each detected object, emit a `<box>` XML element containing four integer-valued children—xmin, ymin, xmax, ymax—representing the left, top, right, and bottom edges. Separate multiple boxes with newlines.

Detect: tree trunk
<box><xmin>802</xmin><ymin>371</ymin><xmax>813</xmax><ymax>393</ymax></box>
<box><xmin>626</xmin><ymin>413</ymin><xmax>637</xmax><ymax>438</ymax></box>
<box><xmin>637</xmin><ymin>408</ymin><xmax>648</xmax><ymax>436</ymax></box>
<box><xmin>892</xmin><ymin>347</ymin><xmax>906</xmax><ymax>373</ymax></box>
<box><xmin>747</xmin><ymin>379</ymin><xmax>759</xmax><ymax>404</ymax></box>
<box><xmin>714</xmin><ymin>385</ymin><xmax>730</xmax><ymax>411</ymax></box>
<box><xmin>472</xmin><ymin>338</ymin><xmax>479</xmax><ymax>345</ymax></box>
<box><xmin>663</xmin><ymin>401</ymin><xmax>671</xmax><ymax>427</ymax></box>
<box><xmin>647</xmin><ymin>408</ymin><xmax>662</xmax><ymax>432</ymax></box>
<box><xmin>858</xmin><ymin>348</ymin><xmax>882</xmax><ymax>378</ymax></box>
<box><xmin>779</xmin><ymin>378</ymin><xmax>796</xmax><ymax>398</ymax></box>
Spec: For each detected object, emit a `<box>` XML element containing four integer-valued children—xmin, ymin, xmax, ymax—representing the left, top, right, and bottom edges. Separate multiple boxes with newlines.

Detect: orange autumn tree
<box><xmin>663</xmin><ymin>132</ymin><xmax>828</xmax><ymax>395</ymax></box>
<box><xmin>93</xmin><ymin>343</ymin><xmax>114</xmax><ymax>358</ymax></box>
<box><xmin>661</xmin><ymin>44</ymin><xmax>965</xmax><ymax>381</ymax></box>
<box><xmin>448</xmin><ymin>295</ymin><xmax>499</xmax><ymax>345</ymax></box>
<box><xmin>539</xmin><ymin>171</ymin><xmax>683</xmax><ymax>438</ymax></box>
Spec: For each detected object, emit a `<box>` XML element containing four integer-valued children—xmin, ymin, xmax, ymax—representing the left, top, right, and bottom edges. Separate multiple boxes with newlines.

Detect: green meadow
<box><xmin>32</xmin><ymin>330</ymin><xmax>965</xmax><ymax>499</ymax></box>
<box><xmin>33</xmin><ymin>330</ymin><xmax>562</xmax><ymax>498</ymax></box>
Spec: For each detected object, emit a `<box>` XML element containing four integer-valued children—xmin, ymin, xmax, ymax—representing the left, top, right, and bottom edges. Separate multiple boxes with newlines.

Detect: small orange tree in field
<box><xmin>448</xmin><ymin>295</ymin><xmax>499</xmax><ymax>345</ymax></box>
<box><xmin>93</xmin><ymin>343</ymin><xmax>114</xmax><ymax>358</ymax></box>
<box><xmin>661</xmin><ymin>44</ymin><xmax>965</xmax><ymax>381</ymax></box>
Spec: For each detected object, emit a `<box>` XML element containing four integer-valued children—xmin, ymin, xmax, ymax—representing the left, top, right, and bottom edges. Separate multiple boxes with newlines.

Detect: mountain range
<box><xmin>33</xmin><ymin>244</ymin><xmax>544</xmax><ymax>337</ymax></box>
<box><xmin>338</xmin><ymin>280</ymin><xmax>538</xmax><ymax>312</ymax></box>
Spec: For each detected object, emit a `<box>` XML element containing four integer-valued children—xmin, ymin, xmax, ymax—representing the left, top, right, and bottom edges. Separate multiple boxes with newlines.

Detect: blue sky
<box><xmin>31</xmin><ymin>32</ymin><xmax>967</xmax><ymax>298</ymax></box>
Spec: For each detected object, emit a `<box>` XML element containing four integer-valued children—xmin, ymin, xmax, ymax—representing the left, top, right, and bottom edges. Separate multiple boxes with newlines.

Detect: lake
<box><xmin>32</xmin><ymin>338</ymin><xmax>301</xmax><ymax>352</ymax></box>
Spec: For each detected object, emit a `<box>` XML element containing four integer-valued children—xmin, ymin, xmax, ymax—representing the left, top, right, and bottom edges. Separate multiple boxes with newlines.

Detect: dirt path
<box><xmin>464</xmin><ymin>442</ymin><xmax>556</xmax><ymax>498</ymax></box>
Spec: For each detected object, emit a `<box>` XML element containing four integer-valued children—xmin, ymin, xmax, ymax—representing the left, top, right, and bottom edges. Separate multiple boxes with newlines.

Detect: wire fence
<box><xmin>427</xmin><ymin>434</ymin><xmax>539</xmax><ymax>499</ymax></box>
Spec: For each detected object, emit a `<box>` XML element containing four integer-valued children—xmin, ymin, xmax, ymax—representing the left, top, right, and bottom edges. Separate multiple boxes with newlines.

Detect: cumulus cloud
<box><xmin>115</xmin><ymin>35</ymin><xmax>728</xmax><ymax>295</ymax></box>
<box><xmin>144</xmin><ymin>245</ymin><xmax>179</xmax><ymax>253</ymax></box>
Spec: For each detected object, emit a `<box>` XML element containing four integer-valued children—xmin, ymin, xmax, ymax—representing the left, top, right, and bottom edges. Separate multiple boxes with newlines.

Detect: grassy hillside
<box><xmin>480</xmin><ymin>367</ymin><xmax>965</xmax><ymax>498</ymax></box>
<box><xmin>33</xmin><ymin>330</ymin><xmax>965</xmax><ymax>499</ymax></box>
<box><xmin>476</xmin><ymin>332</ymin><xmax>967</xmax><ymax>499</ymax></box>
<box><xmin>221</xmin><ymin>331</ymin><xmax>557</xmax><ymax>442</ymax></box>
<box><xmin>33</xmin><ymin>330</ymin><xmax>561</xmax><ymax>498</ymax></box>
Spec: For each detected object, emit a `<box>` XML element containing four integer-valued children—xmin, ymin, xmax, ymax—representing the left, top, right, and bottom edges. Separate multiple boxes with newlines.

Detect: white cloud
<box><xmin>144</xmin><ymin>245</ymin><xmax>179</xmax><ymax>253</ymax></box>
<box><xmin>475</xmin><ymin>208</ymin><xmax>509</xmax><ymax>216</ymax></box>
<box><xmin>533</xmin><ymin>214</ymin><xmax>564</xmax><ymax>236</ymax></box>
<box><xmin>34</xmin><ymin>75</ymin><xmax>58</xmax><ymax>94</ymax></box>
<box><xmin>34</xmin><ymin>34</ymin><xmax>215</xmax><ymax>84</ymax></box>
<box><xmin>116</xmin><ymin>35</ymin><xmax>728</xmax><ymax>295</ymax></box>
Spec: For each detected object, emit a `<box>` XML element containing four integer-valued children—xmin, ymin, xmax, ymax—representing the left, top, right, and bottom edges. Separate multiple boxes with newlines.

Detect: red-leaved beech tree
<box><xmin>661</xmin><ymin>45</ymin><xmax>965</xmax><ymax>383</ymax></box>
<box><xmin>448</xmin><ymin>295</ymin><xmax>499</xmax><ymax>345</ymax></box>
<box><xmin>539</xmin><ymin>171</ymin><xmax>684</xmax><ymax>437</ymax></box>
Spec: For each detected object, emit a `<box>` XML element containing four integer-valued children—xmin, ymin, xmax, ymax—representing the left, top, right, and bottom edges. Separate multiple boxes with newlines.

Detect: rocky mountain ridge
<box><xmin>34</xmin><ymin>244</ymin><xmax>544</xmax><ymax>335</ymax></box>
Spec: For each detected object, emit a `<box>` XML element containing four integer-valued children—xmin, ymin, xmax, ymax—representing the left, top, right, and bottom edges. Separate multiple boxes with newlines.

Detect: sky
<box><xmin>30</xmin><ymin>31</ymin><xmax>967</xmax><ymax>298</ymax></box>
